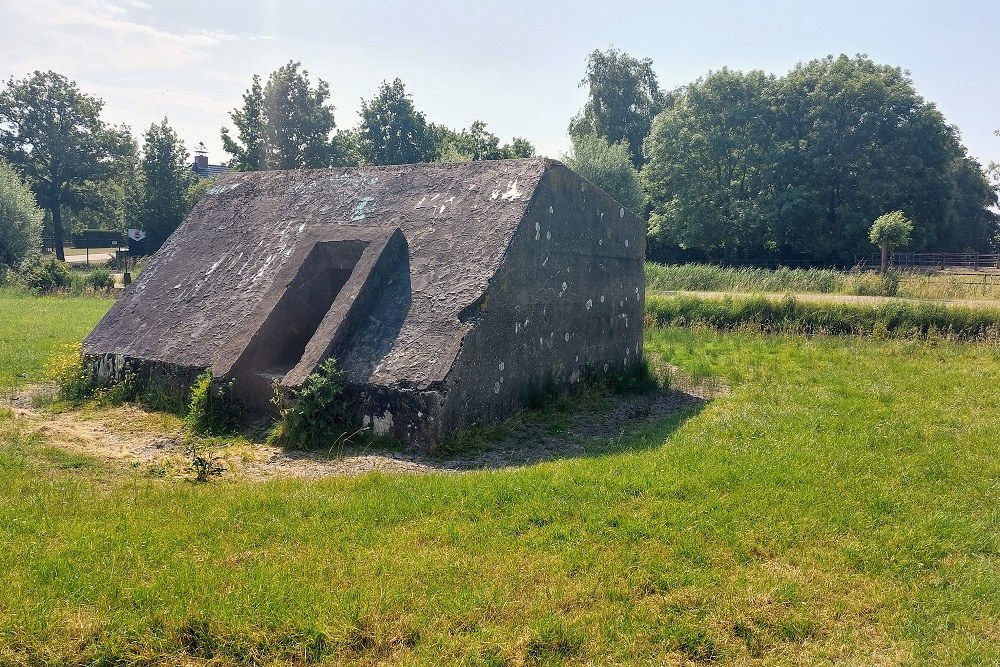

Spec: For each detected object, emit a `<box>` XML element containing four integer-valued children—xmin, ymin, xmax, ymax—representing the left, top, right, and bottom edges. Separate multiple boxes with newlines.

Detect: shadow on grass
<box><xmin>422</xmin><ymin>387</ymin><xmax>709</xmax><ymax>472</ymax></box>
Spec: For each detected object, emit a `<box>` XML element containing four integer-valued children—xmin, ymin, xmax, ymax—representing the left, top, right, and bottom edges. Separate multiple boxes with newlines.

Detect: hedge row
<box><xmin>645</xmin><ymin>294</ymin><xmax>1000</xmax><ymax>341</ymax></box>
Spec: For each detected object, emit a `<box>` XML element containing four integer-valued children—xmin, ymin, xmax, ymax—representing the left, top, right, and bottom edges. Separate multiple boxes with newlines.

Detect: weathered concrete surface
<box><xmin>83</xmin><ymin>158</ymin><xmax>646</xmax><ymax>448</ymax></box>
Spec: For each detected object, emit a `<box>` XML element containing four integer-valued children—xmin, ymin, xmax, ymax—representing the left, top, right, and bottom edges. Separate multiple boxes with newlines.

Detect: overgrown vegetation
<box><xmin>268</xmin><ymin>357</ymin><xmax>353</xmax><ymax>449</ymax></box>
<box><xmin>646</xmin><ymin>293</ymin><xmax>1000</xmax><ymax>340</ymax></box>
<box><xmin>184</xmin><ymin>369</ymin><xmax>243</xmax><ymax>436</ymax></box>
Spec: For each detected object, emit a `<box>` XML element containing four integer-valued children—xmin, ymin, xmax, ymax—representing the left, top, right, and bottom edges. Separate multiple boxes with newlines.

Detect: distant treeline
<box><xmin>567</xmin><ymin>51</ymin><xmax>1000</xmax><ymax>267</ymax></box>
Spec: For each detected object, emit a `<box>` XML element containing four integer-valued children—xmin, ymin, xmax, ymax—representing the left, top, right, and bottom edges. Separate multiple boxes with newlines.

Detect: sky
<box><xmin>2</xmin><ymin>0</ymin><xmax>998</xmax><ymax>169</ymax></box>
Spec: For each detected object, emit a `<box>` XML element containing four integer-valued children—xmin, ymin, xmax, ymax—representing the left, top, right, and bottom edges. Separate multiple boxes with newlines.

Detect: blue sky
<box><xmin>3</xmin><ymin>0</ymin><xmax>998</xmax><ymax>169</ymax></box>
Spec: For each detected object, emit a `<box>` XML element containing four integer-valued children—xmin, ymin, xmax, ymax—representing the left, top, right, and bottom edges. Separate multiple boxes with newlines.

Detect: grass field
<box><xmin>2</xmin><ymin>292</ymin><xmax>1000</xmax><ymax>664</ymax></box>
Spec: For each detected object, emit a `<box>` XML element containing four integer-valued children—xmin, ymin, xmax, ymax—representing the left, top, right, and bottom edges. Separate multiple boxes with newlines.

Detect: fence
<box><xmin>890</xmin><ymin>253</ymin><xmax>1000</xmax><ymax>271</ymax></box>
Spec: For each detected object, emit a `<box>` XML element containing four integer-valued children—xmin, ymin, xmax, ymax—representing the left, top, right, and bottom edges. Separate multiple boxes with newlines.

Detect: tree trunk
<box><xmin>880</xmin><ymin>239</ymin><xmax>889</xmax><ymax>275</ymax></box>
<box><xmin>51</xmin><ymin>191</ymin><xmax>65</xmax><ymax>261</ymax></box>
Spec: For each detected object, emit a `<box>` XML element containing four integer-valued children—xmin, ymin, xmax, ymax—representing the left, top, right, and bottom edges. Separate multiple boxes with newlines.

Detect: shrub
<box><xmin>0</xmin><ymin>159</ymin><xmax>42</xmax><ymax>269</ymax></box>
<box><xmin>269</xmin><ymin>358</ymin><xmax>352</xmax><ymax>449</ymax></box>
<box><xmin>184</xmin><ymin>370</ymin><xmax>243</xmax><ymax>436</ymax></box>
<box><xmin>87</xmin><ymin>267</ymin><xmax>115</xmax><ymax>291</ymax></box>
<box><xmin>24</xmin><ymin>259</ymin><xmax>72</xmax><ymax>292</ymax></box>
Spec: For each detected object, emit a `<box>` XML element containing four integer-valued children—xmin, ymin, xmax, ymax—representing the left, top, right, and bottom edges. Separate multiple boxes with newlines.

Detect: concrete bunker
<box><xmin>83</xmin><ymin>158</ymin><xmax>646</xmax><ymax>448</ymax></box>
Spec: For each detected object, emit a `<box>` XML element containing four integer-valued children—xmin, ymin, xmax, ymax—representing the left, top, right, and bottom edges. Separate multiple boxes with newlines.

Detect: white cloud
<box><xmin>0</xmin><ymin>0</ymin><xmax>235</xmax><ymax>75</ymax></box>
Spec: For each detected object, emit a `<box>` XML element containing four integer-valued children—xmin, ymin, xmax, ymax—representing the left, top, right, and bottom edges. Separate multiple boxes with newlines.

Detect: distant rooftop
<box><xmin>191</xmin><ymin>142</ymin><xmax>227</xmax><ymax>179</ymax></box>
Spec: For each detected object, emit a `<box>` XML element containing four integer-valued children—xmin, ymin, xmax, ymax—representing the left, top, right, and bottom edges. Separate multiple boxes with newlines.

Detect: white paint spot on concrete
<box><xmin>565</xmin><ymin>332</ymin><xmax>570</xmax><ymax>342</ymax></box>
<box><xmin>372</xmin><ymin>410</ymin><xmax>394</xmax><ymax>435</ymax></box>
<box><xmin>620</xmin><ymin>207</ymin><xmax>625</xmax><ymax>218</ymax></box>
<box><xmin>548</xmin><ymin>206</ymin><xmax>553</xmax><ymax>214</ymax></box>
<box><xmin>625</xmin><ymin>239</ymin><xmax>629</xmax><ymax>248</ymax></box>
<box><xmin>352</xmin><ymin>197</ymin><xmax>375</xmax><ymax>221</ymax></box>
<box><xmin>501</xmin><ymin>179</ymin><xmax>523</xmax><ymax>201</ymax></box>
<box><xmin>586</xmin><ymin>299</ymin><xmax>593</xmax><ymax>310</ymax></box>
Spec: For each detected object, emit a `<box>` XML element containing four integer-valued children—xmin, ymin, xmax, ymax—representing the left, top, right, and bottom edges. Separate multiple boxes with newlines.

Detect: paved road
<box><xmin>651</xmin><ymin>290</ymin><xmax>1000</xmax><ymax>310</ymax></box>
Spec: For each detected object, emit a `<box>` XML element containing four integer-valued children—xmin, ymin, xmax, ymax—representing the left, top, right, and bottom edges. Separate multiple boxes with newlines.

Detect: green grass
<box><xmin>646</xmin><ymin>262</ymin><xmax>1000</xmax><ymax>301</ymax></box>
<box><xmin>0</xmin><ymin>288</ymin><xmax>114</xmax><ymax>391</ymax></box>
<box><xmin>646</xmin><ymin>293</ymin><xmax>1000</xmax><ymax>340</ymax></box>
<box><xmin>3</xmin><ymin>293</ymin><xmax>1000</xmax><ymax>663</ymax></box>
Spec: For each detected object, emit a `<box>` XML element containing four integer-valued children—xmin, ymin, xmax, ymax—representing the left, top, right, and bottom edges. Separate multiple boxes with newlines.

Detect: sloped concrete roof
<box><xmin>85</xmin><ymin>158</ymin><xmax>552</xmax><ymax>390</ymax></box>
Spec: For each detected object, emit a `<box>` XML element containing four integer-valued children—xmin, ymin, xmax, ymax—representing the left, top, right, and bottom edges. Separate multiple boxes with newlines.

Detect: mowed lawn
<box><xmin>1</xmin><ymin>290</ymin><xmax>1000</xmax><ymax>664</ymax></box>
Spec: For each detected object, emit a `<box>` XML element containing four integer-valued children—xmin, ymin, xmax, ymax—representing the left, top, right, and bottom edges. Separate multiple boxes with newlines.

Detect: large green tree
<box><xmin>0</xmin><ymin>71</ymin><xmax>129</xmax><ymax>259</ymax></box>
<box><xmin>643</xmin><ymin>68</ymin><xmax>778</xmax><ymax>260</ymax></box>
<box><xmin>0</xmin><ymin>158</ymin><xmax>42</xmax><ymax>268</ymax></box>
<box><xmin>221</xmin><ymin>62</ymin><xmax>340</xmax><ymax>170</ymax></box>
<box><xmin>140</xmin><ymin>119</ymin><xmax>196</xmax><ymax>252</ymax></box>
<box><xmin>571</xmin><ymin>47</ymin><xmax>665</xmax><ymax>168</ymax></box>
<box><xmin>643</xmin><ymin>55</ymin><xmax>993</xmax><ymax>263</ymax></box>
<box><xmin>358</xmin><ymin>79</ymin><xmax>437</xmax><ymax>165</ymax></box>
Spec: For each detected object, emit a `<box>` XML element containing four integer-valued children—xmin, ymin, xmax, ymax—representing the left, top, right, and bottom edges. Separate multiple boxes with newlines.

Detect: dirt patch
<box><xmin>5</xmin><ymin>380</ymin><xmax>722</xmax><ymax>480</ymax></box>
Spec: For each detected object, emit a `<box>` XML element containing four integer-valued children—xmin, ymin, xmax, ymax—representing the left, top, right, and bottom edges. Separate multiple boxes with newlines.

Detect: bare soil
<box><xmin>5</xmin><ymin>371</ymin><xmax>723</xmax><ymax>480</ymax></box>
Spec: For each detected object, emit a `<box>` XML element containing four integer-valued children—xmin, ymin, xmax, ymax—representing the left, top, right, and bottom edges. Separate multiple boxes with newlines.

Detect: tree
<box><xmin>0</xmin><ymin>71</ymin><xmax>129</xmax><ymax>260</ymax></box>
<box><xmin>642</xmin><ymin>68</ymin><xmax>778</xmax><ymax>260</ymax></box>
<box><xmin>140</xmin><ymin>119</ymin><xmax>196</xmax><ymax>252</ymax></box>
<box><xmin>358</xmin><ymin>79</ymin><xmax>436</xmax><ymax>165</ymax></box>
<box><xmin>221</xmin><ymin>61</ymin><xmax>340</xmax><ymax>170</ymax></box>
<box><xmin>870</xmin><ymin>211</ymin><xmax>912</xmax><ymax>273</ymax></box>
<box><xmin>571</xmin><ymin>47</ymin><xmax>665</xmax><ymax>168</ymax></box>
<box><xmin>0</xmin><ymin>158</ymin><xmax>42</xmax><ymax>268</ymax></box>
<box><xmin>641</xmin><ymin>55</ymin><xmax>989</xmax><ymax>264</ymax></box>
<box><xmin>773</xmin><ymin>55</ymin><xmax>957</xmax><ymax>261</ymax></box>
<box><xmin>564</xmin><ymin>132</ymin><xmax>642</xmax><ymax>213</ymax></box>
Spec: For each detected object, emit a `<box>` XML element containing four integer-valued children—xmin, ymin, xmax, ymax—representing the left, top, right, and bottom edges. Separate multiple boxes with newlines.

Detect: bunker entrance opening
<box><xmin>243</xmin><ymin>240</ymin><xmax>366</xmax><ymax>379</ymax></box>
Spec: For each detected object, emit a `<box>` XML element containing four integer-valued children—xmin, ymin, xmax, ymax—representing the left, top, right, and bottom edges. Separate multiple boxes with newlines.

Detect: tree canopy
<box><xmin>0</xmin><ymin>158</ymin><xmax>42</xmax><ymax>269</ymax></box>
<box><xmin>564</xmin><ymin>132</ymin><xmax>642</xmax><ymax>214</ymax></box>
<box><xmin>643</xmin><ymin>55</ymin><xmax>999</xmax><ymax>264</ymax></box>
<box><xmin>434</xmin><ymin>121</ymin><xmax>534</xmax><ymax>162</ymax></box>
<box><xmin>358</xmin><ymin>79</ymin><xmax>436</xmax><ymax>165</ymax></box>
<box><xmin>0</xmin><ymin>70</ymin><xmax>129</xmax><ymax>259</ymax></box>
<box><xmin>221</xmin><ymin>61</ymin><xmax>341</xmax><ymax>170</ymax></box>
<box><xmin>141</xmin><ymin>119</ymin><xmax>196</xmax><ymax>252</ymax></box>
<box><xmin>571</xmin><ymin>47</ymin><xmax>665</xmax><ymax>168</ymax></box>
